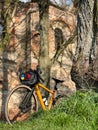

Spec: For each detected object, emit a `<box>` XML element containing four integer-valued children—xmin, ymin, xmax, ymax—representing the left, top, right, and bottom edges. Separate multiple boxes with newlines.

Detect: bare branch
<box><xmin>51</xmin><ymin>32</ymin><xmax>76</xmax><ymax>64</ymax></box>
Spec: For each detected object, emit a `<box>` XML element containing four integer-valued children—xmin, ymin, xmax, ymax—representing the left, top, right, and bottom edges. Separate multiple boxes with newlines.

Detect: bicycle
<box><xmin>5</xmin><ymin>66</ymin><xmax>64</xmax><ymax>125</ymax></box>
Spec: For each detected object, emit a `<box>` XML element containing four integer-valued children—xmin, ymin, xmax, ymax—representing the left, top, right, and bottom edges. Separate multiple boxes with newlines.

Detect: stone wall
<box><xmin>0</xmin><ymin>3</ymin><xmax>77</xmax><ymax>119</ymax></box>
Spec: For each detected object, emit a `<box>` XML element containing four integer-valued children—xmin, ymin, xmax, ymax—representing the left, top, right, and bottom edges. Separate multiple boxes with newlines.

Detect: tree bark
<box><xmin>92</xmin><ymin>0</ymin><xmax>98</xmax><ymax>80</ymax></box>
<box><xmin>73</xmin><ymin>0</ymin><xmax>98</xmax><ymax>88</ymax></box>
<box><xmin>75</xmin><ymin>0</ymin><xmax>94</xmax><ymax>71</ymax></box>
<box><xmin>0</xmin><ymin>0</ymin><xmax>12</xmax><ymax>120</ymax></box>
<box><xmin>38</xmin><ymin>0</ymin><xmax>50</xmax><ymax>89</ymax></box>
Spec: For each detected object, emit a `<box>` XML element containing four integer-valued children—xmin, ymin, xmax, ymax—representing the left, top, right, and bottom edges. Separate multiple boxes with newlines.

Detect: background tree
<box><xmin>0</xmin><ymin>0</ymin><xmax>18</xmax><ymax>47</ymax></box>
<box><xmin>38</xmin><ymin>0</ymin><xmax>50</xmax><ymax>89</ymax></box>
<box><xmin>0</xmin><ymin>0</ymin><xmax>19</xmax><ymax>119</ymax></box>
<box><xmin>72</xmin><ymin>0</ymin><xmax>98</xmax><ymax>88</ymax></box>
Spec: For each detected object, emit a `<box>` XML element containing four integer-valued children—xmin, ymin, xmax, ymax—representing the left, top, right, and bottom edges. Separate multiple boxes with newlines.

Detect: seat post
<box><xmin>54</xmin><ymin>82</ymin><xmax>58</xmax><ymax>90</ymax></box>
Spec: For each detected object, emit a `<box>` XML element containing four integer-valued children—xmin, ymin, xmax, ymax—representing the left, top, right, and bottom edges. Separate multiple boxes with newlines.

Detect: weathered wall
<box><xmin>0</xmin><ymin>3</ymin><xmax>77</xmax><ymax>118</ymax></box>
<box><xmin>30</xmin><ymin>4</ymin><xmax>77</xmax><ymax>93</ymax></box>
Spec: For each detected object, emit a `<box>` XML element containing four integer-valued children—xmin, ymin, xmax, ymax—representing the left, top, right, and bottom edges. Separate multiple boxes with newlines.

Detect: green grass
<box><xmin>0</xmin><ymin>90</ymin><xmax>98</xmax><ymax>130</ymax></box>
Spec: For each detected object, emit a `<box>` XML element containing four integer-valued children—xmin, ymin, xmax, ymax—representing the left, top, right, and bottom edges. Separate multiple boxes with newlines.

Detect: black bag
<box><xmin>19</xmin><ymin>69</ymin><xmax>38</xmax><ymax>86</ymax></box>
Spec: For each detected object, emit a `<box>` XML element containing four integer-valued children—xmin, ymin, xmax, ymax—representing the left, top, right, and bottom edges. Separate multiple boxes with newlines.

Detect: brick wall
<box><xmin>0</xmin><ymin>3</ymin><xmax>77</xmax><ymax>119</ymax></box>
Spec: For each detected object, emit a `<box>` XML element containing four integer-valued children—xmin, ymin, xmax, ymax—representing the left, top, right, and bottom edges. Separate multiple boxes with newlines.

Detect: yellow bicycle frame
<box><xmin>35</xmin><ymin>83</ymin><xmax>56</xmax><ymax>110</ymax></box>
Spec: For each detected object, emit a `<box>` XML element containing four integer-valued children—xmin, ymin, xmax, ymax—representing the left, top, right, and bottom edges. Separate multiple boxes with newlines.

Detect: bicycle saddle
<box><xmin>52</xmin><ymin>78</ymin><xmax>64</xmax><ymax>83</ymax></box>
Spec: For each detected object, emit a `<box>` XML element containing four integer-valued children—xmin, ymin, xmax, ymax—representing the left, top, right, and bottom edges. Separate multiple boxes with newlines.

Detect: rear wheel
<box><xmin>5</xmin><ymin>85</ymin><xmax>38</xmax><ymax>125</ymax></box>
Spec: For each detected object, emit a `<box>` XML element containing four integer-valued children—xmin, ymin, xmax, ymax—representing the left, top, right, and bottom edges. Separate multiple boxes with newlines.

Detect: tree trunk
<box><xmin>1</xmin><ymin>0</ymin><xmax>12</xmax><ymax>46</ymax></box>
<box><xmin>38</xmin><ymin>0</ymin><xmax>50</xmax><ymax>89</ymax></box>
<box><xmin>73</xmin><ymin>0</ymin><xmax>98</xmax><ymax>88</ymax></box>
<box><xmin>92</xmin><ymin>0</ymin><xmax>98</xmax><ymax>80</ymax></box>
<box><xmin>0</xmin><ymin>0</ymin><xmax>12</xmax><ymax>120</ymax></box>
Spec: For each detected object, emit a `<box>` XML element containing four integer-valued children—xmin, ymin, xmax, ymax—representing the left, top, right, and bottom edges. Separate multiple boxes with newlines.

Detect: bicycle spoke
<box><xmin>5</xmin><ymin>85</ymin><xmax>38</xmax><ymax>125</ymax></box>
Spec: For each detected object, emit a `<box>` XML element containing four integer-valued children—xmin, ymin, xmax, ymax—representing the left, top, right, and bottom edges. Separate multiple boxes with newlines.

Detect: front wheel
<box><xmin>5</xmin><ymin>85</ymin><xmax>38</xmax><ymax>125</ymax></box>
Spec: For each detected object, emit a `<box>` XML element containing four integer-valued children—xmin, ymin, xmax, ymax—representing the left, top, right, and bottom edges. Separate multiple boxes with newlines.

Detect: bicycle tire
<box><xmin>5</xmin><ymin>85</ymin><xmax>38</xmax><ymax>125</ymax></box>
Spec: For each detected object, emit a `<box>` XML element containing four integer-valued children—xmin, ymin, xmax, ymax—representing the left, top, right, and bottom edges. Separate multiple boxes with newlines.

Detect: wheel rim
<box><xmin>5</xmin><ymin>85</ymin><xmax>38</xmax><ymax>125</ymax></box>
